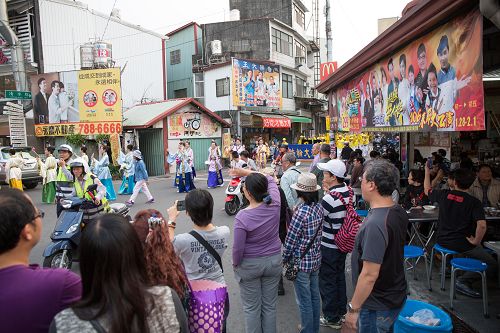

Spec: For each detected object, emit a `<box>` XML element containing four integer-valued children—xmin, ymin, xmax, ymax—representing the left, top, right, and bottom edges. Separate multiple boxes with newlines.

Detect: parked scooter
<box><xmin>224</xmin><ymin>176</ymin><xmax>243</xmax><ymax>216</ymax></box>
<box><xmin>43</xmin><ymin>184</ymin><xmax>130</xmax><ymax>269</ymax></box>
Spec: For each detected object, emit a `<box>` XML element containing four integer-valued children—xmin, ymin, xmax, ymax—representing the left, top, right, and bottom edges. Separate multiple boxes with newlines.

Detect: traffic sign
<box><xmin>5</xmin><ymin>90</ymin><xmax>32</xmax><ymax>100</ymax></box>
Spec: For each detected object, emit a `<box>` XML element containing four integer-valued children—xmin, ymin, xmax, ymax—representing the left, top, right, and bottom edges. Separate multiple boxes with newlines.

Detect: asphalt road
<box><xmin>25</xmin><ymin>167</ymin><xmax>349</xmax><ymax>333</ymax></box>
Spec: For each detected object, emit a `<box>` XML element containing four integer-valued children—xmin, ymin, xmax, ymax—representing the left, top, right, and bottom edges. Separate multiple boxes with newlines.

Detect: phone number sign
<box><xmin>35</xmin><ymin>122</ymin><xmax>122</xmax><ymax>137</ymax></box>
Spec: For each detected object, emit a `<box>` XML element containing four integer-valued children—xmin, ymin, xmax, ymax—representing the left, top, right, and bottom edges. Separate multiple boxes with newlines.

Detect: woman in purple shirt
<box><xmin>230</xmin><ymin>168</ymin><xmax>282</xmax><ymax>333</ymax></box>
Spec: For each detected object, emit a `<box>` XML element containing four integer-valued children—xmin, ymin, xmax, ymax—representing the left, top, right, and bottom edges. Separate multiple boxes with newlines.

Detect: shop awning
<box><xmin>286</xmin><ymin>116</ymin><xmax>312</xmax><ymax>124</ymax></box>
<box><xmin>255</xmin><ymin>114</ymin><xmax>291</xmax><ymax>128</ymax></box>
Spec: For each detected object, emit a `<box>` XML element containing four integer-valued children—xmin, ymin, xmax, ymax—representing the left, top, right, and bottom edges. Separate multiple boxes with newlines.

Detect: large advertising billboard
<box><xmin>335</xmin><ymin>9</ymin><xmax>484</xmax><ymax>132</ymax></box>
<box><xmin>31</xmin><ymin>68</ymin><xmax>122</xmax><ymax>136</ymax></box>
<box><xmin>232</xmin><ymin>58</ymin><xmax>282</xmax><ymax>108</ymax></box>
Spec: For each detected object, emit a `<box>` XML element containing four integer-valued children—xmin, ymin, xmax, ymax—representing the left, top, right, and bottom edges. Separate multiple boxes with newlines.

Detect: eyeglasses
<box><xmin>33</xmin><ymin>210</ymin><xmax>45</xmax><ymax>220</ymax></box>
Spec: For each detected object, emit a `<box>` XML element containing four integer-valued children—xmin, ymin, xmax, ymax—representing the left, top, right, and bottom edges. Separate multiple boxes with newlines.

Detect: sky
<box><xmin>82</xmin><ymin>0</ymin><xmax>410</xmax><ymax>66</ymax></box>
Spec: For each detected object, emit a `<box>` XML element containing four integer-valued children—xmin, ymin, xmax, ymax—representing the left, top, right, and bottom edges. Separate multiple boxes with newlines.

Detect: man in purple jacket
<box><xmin>0</xmin><ymin>188</ymin><xmax>82</xmax><ymax>333</ymax></box>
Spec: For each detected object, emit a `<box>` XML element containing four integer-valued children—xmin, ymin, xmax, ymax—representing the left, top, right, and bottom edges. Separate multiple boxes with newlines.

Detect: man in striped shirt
<box><xmin>316</xmin><ymin>159</ymin><xmax>349</xmax><ymax>329</ymax></box>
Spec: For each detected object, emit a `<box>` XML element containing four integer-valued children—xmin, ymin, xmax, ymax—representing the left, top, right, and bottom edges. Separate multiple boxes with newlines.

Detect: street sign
<box><xmin>5</xmin><ymin>90</ymin><xmax>32</xmax><ymax>100</ymax></box>
<box><xmin>7</xmin><ymin>100</ymin><xmax>27</xmax><ymax>146</ymax></box>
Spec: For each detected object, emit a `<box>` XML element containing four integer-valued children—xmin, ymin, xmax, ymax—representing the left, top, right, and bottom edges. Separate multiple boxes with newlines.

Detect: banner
<box><xmin>31</xmin><ymin>68</ymin><xmax>122</xmax><ymax>137</ymax></box>
<box><xmin>167</xmin><ymin>110</ymin><xmax>221</xmax><ymax>139</ymax></box>
<box><xmin>288</xmin><ymin>144</ymin><xmax>314</xmax><ymax>160</ymax></box>
<box><xmin>232</xmin><ymin>58</ymin><xmax>281</xmax><ymax>108</ymax></box>
<box><xmin>335</xmin><ymin>9</ymin><xmax>484</xmax><ymax>132</ymax></box>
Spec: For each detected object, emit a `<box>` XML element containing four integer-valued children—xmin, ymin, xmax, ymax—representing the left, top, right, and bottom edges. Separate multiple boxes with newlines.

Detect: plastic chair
<box><xmin>429</xmin><ymin>244</ymin><xmax>458</xmax><ymax>291</ymax></box>
<box><xmin>404</xmin><ymin>245</ymin><xmax>431</xmax><ymax>292</ymax></box>
<box><xmin>450</xmin><ymin>258</ymin><xmax>488</xmax><ymax>318</ymax></box>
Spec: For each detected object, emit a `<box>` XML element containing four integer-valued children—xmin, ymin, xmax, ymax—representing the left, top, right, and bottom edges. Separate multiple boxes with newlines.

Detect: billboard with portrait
<box><xmin>30</xmin><ymin>68</ymin><xmax>122</xmax><ymax>136</ymax></box>
<box><xmin>232</xmin><ymin>58</ymin><xmax>282</xmax><ymax>108</ymax></box>
<box><xmin>335</xmin><ymin>9</ymin><xmax>484</xmax><ymax>132</ymax></box>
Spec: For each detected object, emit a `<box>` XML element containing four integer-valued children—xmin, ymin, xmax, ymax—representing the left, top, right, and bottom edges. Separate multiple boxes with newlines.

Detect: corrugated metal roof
<box><xmin>123</xmin><ymin>99</ymin><xmax>187</xmax><ymax>127</ymax></box>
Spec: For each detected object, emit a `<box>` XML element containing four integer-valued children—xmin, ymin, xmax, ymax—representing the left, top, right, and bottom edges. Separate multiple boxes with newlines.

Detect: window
<box><xmin>295</xmin><ymin>42</ymin><xmax>306</xmax><ymax>58</ymax></box>
<box><xmin>282</xmin><ymin>73</ymin><xmax>293</xmax><ymax>99</ymax></box>
<box><xmin>194</xmin><ymin>72</ymin><xmax>204</xmax><ymax>104</ymax></box>
<box><xmin>294</xmin><ymin>5</ymin><xmax>305</xmax><ymax>29</ymax></box>
<box><xmin>170</xmin><ymin>49</ymin><xmax>181</xmax><ymax>65</ymax></box>
<box><xmin>216</xmin><ymin>78</ymin><xmax>230</xmax><ymax>97</ymax></box>
<box><xmin>295</xmin><ymin>77</ymin><xmax>306</xmax><ymax>97</ymax></box>
<box><xmin>272</xmin><ymin>28</ymin><xmax>293</xmax><ymax>56</ymax></box>
<box><xmin>174</xmin><ymin>88</ymin><xmax>187</xmax><ymax>98</ymax></box>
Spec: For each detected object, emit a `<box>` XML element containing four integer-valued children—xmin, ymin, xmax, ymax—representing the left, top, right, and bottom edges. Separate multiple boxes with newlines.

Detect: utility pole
<box><xmin>0</xmin><ymin>0</ymin><xmax>28</xmax><ymax>93</ymax></box>
<box><xmin>325</xmin><ymin>0</ymin><xmax>333</xmax><ymax>62</ymax></box>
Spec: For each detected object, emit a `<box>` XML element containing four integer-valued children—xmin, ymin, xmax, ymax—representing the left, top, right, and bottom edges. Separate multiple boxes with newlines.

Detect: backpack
<box><xmin>328</xmin><ymin>187</ymin><xmax>362</xmax><ymax>253</ymax></box>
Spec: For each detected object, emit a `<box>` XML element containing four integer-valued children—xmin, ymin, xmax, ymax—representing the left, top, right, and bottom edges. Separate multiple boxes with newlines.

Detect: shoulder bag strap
<box><xmin>189</xmin><ymin>230</ymin><xmax>223</xmax><ymax>273</ymax></box>
<box><xmin>300</xmin><ymin>221</ymin><xmax>322</xmax><ymax>260</ymax></box>
<box><xmin>89</xmin><ymin>320</ymin><xmax>107</xmax><ymax>333</ymax></box>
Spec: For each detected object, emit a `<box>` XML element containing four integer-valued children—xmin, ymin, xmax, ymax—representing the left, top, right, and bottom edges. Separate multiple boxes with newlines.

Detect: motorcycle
<box><xmin>224</xmin><ymin>176</ymin><xmax>244</xmax><ymax>216</ymax></box>
<box><xmin>42</xmin><ymin>184</ymin><xmax>130</xmax><ymax>269</ymax></box>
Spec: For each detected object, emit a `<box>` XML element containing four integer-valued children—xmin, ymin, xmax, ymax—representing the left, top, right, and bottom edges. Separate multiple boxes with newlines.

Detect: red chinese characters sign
<box><xmin>334</xmin><ymin>9</ymin><xmax>484</xmax><ymax>132</ymax></box>
<box><xmin>262</xmin><ymin>117</ymin><xmax>291</xmax><ymax>128</ymax></box>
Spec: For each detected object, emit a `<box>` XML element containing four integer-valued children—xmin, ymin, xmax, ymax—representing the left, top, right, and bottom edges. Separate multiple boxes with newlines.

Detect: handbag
<box><xmin>283</xmin><ymin>223</ymin><xmax>321</xmax><ymax>281</ymax></box>
<box><xmin>187</xmin><ymin>231</ymin><xmax>227</xmax><ymax>333</ymax></box>
<box><xmin>329</xmin><ymin>187</ymin><xmax>362</xmax><ymax>253</ymax></box>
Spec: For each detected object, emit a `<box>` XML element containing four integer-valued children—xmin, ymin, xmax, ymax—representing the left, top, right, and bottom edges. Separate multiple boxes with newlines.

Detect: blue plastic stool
<box><xmin>429</xmin><ymin>244</ymin><xmax>458</xmax><ymax>291</ymax></box>
<box><xmin>404</xmin><ymin>245</ymin><xmax>431</xmax><ymax>292</ymax></box>
<box><xmin>450</xmin><ymin>258</ymin><xmax>489</xmax><ymax>318</ymax></box>
<box><xmin>394</xmin><ymin>299</ymin><xmax>453</xmax><ymax>333</ymax></box>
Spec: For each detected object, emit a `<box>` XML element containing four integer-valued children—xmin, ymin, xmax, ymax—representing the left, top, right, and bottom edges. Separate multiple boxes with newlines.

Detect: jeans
<box><xmin>358</xmin><ymin>307</ymin><xmax>402</xmax><ymax>333</ymax></box>
<box><xmin>319</xmin><ymin>246</ymin><xmax>347</xmax><ymax>321</ymax></box>
<box><xmin>459</xmin><ymin>245</ymin><xmax>498</xmax><ymax>284</ymax></box>
<box><xmin>233</xmin><ymin>253</ymin><xmax>282</xmax><ymax>333</ymax></box>
<box><xmin>294</xmin><ymin>270</ymin><xmax>320</xmax><ymax>333</ymax></box>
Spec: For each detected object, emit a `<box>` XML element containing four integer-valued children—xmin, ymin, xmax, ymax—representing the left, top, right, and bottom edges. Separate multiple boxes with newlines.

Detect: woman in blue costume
<box><xmin>118</xmin><ymin>144</ymin><xmax>135</xmax><ymax>195</ymax></box>
<box><xmin>167</xmin><ymin>142</ymin><xmax>195</xmax><ymax>193</ymax></box>
<box><xmin>185</xmin><ymin>140</ymin><xmax>196</xmax><ymax>180</ymax></box>
<box><xmin>92</xmin><ymin>144</ymin><xmax>116</xmax><ymax>201</ymax></box>
<box><xmin>206</xmin><ymin>140</ymin><xmax>224</xmax><ymax>188</ymax></box>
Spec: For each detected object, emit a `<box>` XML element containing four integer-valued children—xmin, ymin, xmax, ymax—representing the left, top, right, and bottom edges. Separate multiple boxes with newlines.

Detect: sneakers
<box><xmin>319</xmin><ymin>316</ymin><xmax>342</xmax><ymax>329</ymax></box>
<box><xmin>147</xmin><ymin>198</ymin><xmax>155</xmax><ymax>204</ymax></box>
<box><xmin>125</xmin><ymin>200</ymin><xmax>134</xmax><ymax>206</ymax></box>
<box><xmin>456</xmin><ymin>281</ymin><xmax>481</xmax><ymax>298</ymax></box>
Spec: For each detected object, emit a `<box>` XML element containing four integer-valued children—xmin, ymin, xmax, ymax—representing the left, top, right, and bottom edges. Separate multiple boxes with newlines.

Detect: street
<box><xmin>25</xmin><ymin>167</ymin><xmax>352</xmax><ymax>333</ymax></box>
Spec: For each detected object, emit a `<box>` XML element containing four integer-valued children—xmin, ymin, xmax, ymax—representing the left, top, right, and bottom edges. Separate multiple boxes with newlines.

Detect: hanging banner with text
<box><xmin>232</xmin><ymin>58</ymin><xmax>282</xmax><ymax>109</ymax></box>
<box><xmin>334</xmin><ymin>9</ymin><xmax>484</xmax><ymax>132</ymax></box>
<box><xmin>31</xmin><ymin>68</ymin><xmax>122</xmax><ymax>137</ymax></box>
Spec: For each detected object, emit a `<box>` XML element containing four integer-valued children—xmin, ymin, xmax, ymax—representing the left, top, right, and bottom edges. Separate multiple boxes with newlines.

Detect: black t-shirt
<box><xmin>351</xmin><ymin>205</ymin><xmax>408</xmax><ymax>310</ymax></box>
<box><xmin>402</xmin><ymin>185</ymin><xmax>428</xmax><ymax>209</ymax></box>
<box><xmin>428</xmin><ymin>189</ymin><xmax>485</xmax><ymax>252</ymax></box>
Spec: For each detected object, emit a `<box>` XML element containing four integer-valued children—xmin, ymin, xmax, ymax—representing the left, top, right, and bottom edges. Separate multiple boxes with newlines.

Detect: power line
<box><xmin>44</xmin><ymin>3</ymin><xmax>298</xmax><ymax>67</ymax></box>
<box><xmin>101</xmin><ymin>0</ymin><xmax>118</xmax><ymax>40</ymax></box>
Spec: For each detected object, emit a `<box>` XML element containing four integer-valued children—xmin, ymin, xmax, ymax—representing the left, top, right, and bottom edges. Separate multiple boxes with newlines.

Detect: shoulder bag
<box><xmin>283</xmin><ymin>222</ymin><xmax>321</xmax><ymax>281</ymax></box>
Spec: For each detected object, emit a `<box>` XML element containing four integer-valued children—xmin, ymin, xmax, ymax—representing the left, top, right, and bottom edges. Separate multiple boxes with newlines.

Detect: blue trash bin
<box><xmin>395</xmin><ymin>299</ymin><xmax>453</xmax><ymax>333</ymax></box>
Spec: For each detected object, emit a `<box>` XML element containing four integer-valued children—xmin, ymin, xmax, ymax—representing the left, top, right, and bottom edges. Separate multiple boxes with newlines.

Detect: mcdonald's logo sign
<box><xmin>320</xmin><ymin>62</ymin><xmax>338</xmax><ymax>82</ymax></box>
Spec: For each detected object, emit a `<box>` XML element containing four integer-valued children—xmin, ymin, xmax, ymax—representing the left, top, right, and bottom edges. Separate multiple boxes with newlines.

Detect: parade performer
<box><xmin>167</xmin><ymin>142</ymin><xmax>195</xmax><ymax>193</ymax></box>
<box><xmin>39</xmin><ymin>146</ymin><xmax>57</xmax><ymax>203</ymax></box>
<box><xmin>255</xmin><ymin>138</ymin><xmax>270</xmax><ymax>170</ymax></box>
<box><xmin>231</xmin><ymin>138</ymin><xmax>245</xmax><ymax>155</ymax></box>
<box><xmin>207</xmin><ymin>140</ymin><xmax>224</xmax><ymax>188</ymax></box>
<box><xmin>126</xmin><ymin>150</ymin><xmax>155</xmax><ymax>205</ymax></box>
<box><xmin>185</xmin><ymin>140</ymin><xmax>196</xmax><ymax>180</ymax></box>
<box><xmin>272</xmin><ymin>143</ymin><xmax>288</xmax><ymax>178</ymax></box>
<box><xmin>92</xmin><ymin>144</ymin><xmax>116</xmax><ymax>201</ymax></box>
<box><xmin>5</xmin><ymin>148</ymin><xmax>24</xmax><ymax>190</ymax></box>
<box><xmin>118</xmin><ymin>144</ymin><xmax>135</xmax><ymax>195</ymax></box>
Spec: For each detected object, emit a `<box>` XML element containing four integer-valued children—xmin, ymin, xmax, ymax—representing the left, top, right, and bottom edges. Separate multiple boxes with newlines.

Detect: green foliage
<box><xmin>95</xmin><ymin>134</ymin><xmax>110</xmax><ymax>144</ymax></box>
<box><xmin>66</xmin><ymin>134</ymin><xmax>86</xmax><ymax>147</ymax></box>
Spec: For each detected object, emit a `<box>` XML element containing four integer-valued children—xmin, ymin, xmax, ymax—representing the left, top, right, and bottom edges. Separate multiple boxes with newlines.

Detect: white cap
<box><xmin>58</xmin><ymin>144</ymin><xmax>73</xmax><ymax>153</ymax></box>
<box><xmin>317</xmin><ymin>159</ymin><xmax>346</xmax><ymax>178</ymax></box>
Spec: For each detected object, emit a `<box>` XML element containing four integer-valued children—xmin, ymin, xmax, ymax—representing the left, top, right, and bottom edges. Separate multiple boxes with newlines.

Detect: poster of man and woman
<box><xmin>232</xmin><ymin>58</ymin><xmax>282</xmax><ymax>109</ymax></box>
<box><xmin>336</xmin><ymin>9</ymin><xmax>484</xmax><ymax>133</ymax></box>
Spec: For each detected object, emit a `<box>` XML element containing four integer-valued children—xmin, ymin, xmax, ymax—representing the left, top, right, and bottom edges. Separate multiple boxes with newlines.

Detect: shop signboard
<box><xmin>30</xmin><ymin>68</ymin><xmax>122</xmax><ymax>137</ymax></box>
<box><xmin>320</xmin><ymin>62</ymin><xmax>338</xmax><ymax>82</ymax></box>
<box><xmin>262</xmin><ymin>117</ymin><xmax>291</xmax><ymax>128</ymax></box>
<box><xmin>232</xmin><ymin>58</ymin><xmax>282</xmax><ymax>109</ymax></box>
<box><xmin>335</xmin><ymin>9</ymin><xmax>484</xmax><ymax>132</ymax></box>
<box><xmin>167</xmin><ymin>110</ymin><xmax>221</xmax><ymax>139</ymax></box>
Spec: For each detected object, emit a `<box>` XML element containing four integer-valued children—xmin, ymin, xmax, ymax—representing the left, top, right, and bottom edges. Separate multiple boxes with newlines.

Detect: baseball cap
<box><xmin>317</xmin><ymin>159</ymin><xmax>346</xmax><ymax>178</ymax></box>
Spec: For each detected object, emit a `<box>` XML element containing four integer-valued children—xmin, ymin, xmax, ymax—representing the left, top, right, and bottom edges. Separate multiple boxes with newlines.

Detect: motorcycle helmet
<box><xmin>58</xmin><ymin>144</ymin><xmax>73</xmax><ymax>156</ymax></box>
<box><xmin>70</xmin><ymin>159</ymin><xmax>86</xmax><ymax>177</ymax></box>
